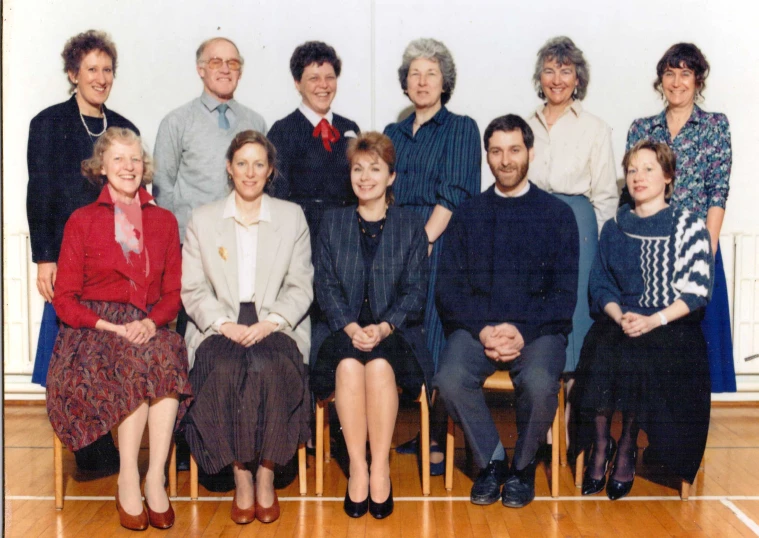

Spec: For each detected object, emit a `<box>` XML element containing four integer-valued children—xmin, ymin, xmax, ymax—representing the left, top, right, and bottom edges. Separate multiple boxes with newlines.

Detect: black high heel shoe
<box><xmin>582</xmin><ymin>438</ymin><xmax>617</xmax><ymax>496</ymax></box>
<box><xmin>606</xmin><ymin>445</ymin><xmax>637</xmax><ymax>500</ymax></box>
<box><xmin>369</xmin><ymin>482</ymin><xmax>394</xmax><ymax>519</ymax></box>
<box><xmin>344</xmin><ymin>483</ymin><xmax>369</xmax><ymax>518</ymax></box>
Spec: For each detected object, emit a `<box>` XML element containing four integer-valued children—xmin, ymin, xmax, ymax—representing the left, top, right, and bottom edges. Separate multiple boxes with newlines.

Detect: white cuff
<box><xmin>212</xmin><ymin>317</ymin><xmax>234</xmax><ymax>333</ymax></box>
<box><xmin>265</xmin><ymin>313</ymin><xmax>289</xmax><ymax>332</ymax></box>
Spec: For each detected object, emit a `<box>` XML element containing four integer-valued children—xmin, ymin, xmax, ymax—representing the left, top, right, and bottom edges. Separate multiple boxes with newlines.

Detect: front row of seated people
<box><xmin>46</xmin><ymin>115</ymin><xmax>713</xmax><ymax>529</ymax></box>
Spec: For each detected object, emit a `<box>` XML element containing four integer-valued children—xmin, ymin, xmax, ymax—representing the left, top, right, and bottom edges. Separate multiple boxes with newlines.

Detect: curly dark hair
<box><xmin>61</xmin><ymin>30</ymin><xmax>118</xmax><ymax>94</ymax></box>
<box><xmin>289</xmin><ymin>41</ymin><xmax>342</xmax><ymax>81</ymax></box>
<box><xmin>654</xmin><ymin>43</ymin><xmax>710</xmax><ymax>102</ymax></box>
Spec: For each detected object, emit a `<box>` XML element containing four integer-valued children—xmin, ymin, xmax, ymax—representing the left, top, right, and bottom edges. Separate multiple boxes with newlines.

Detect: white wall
<box><xmin>3</xmin><ymin>0</ymin><xmax>759</xmax><ymax>379</ymax></box>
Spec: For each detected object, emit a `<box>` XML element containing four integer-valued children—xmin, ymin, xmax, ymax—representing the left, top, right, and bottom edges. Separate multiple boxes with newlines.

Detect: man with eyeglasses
<box><xmin>153</xmin><ymin>37</ymin><xmax>266</xmax><ymax>251</ymax></box>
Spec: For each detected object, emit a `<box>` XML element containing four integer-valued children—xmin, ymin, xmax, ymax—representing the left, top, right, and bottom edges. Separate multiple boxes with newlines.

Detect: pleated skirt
<box><xmin>573</xmin><ymin>315</ymin><xmax>711</xmax><ymax>483</ymax></box>
<box><xmin>46</xmin><ymin>300</ymin><xmax>192</xmax><ymax>452</ymax></box>
<box><xmin>183</xmin><ymin>303</ymin><xmax>310</xmax><ymax>474</ymax></box>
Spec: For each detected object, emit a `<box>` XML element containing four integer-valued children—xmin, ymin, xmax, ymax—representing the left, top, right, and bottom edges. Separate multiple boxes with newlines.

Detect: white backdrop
<box><xmin>4</xmin><ymin>0</ymin><xmax>759</xmax><ymax>235</ymax></box>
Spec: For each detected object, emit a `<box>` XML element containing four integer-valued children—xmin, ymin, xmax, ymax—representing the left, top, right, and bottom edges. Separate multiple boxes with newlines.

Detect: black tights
<box><xmin>588</xmin><ymin>410</ymin><xmax>639</xmax><ymax>482</ymax></box>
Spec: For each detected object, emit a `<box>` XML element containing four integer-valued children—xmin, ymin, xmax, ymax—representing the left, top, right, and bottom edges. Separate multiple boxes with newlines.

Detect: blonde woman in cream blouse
<box><xmin>526</xmin><ymin>36</ymin><xmax>618</xmax><ymax>374</ymax></box>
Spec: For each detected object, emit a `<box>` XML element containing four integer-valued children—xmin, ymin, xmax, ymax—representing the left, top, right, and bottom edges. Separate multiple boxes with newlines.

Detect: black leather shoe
<box><xmin>582</xmin><ymin>438</ymin><xmax>617</xmax><ymax>496</ymax></box>
<box><xmin>369</xmin><ymin>482</ymin><xmax>394</xmax><ymax>519</ymax></box>
<box><xmin>470</xmin><ymin>458</ymin><xmax>508</xmax><ymax>506</ymax></box>
<box><xmin>344</xmin><ymin>484</ymin><xmax>369</xmax><ymax>518</ymax></box>
<box><xmin>607</xmin><ymin>446</ymin><xmax>637</xmax><ymax>501</ymax></box>
<box><xmin>501</xmin><ymin>461</ymin><xmax>536</xmax><ymax>508</ymax></box>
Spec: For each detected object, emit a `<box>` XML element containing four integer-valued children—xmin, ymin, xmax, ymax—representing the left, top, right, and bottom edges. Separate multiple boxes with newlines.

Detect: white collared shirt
<box><xmin>213</xmin><ymin>193</ymin><xmax>287</xmax><ymax>332</ymax></box>
<box><xmin>299</xmin><ymin>102</ymin><xmax>333</xmax><ymax>127</ymax></box>
<box><xmin>526</xmin><ymin>100</ymin><xmax>618</xmax><ymax>232</ymax></box>
<box><xmin>494</xmin><ymin>181</ymin><xmax>530</xmax><ymax>198</ymax></box>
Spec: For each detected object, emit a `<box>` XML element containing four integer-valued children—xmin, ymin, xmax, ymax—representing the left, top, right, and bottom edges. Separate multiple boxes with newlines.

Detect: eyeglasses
<box><xmin>203</xmin><ymin>57</ymin><xmax>243</xmax><ymax>71</ymax></box>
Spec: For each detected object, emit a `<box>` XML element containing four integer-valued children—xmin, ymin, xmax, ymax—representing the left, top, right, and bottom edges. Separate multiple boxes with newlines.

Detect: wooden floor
<box><xmin>5</xmin><ymin>402</ymin><xmax>759</xmax><ymax>537</ymax></box>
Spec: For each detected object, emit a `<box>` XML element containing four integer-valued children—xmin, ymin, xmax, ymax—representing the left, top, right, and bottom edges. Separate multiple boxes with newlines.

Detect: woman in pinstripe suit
<box><xmin>311</xmin><ymin>132</ymin><xmax>432</xmax><ymax>519</ymax></box>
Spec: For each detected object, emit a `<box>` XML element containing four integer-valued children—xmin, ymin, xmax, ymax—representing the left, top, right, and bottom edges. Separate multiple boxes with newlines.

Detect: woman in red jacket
<box><xmin>47</xmin><ymin>127</ymin><xmax>191</xmax><ymax>531</ymax></box>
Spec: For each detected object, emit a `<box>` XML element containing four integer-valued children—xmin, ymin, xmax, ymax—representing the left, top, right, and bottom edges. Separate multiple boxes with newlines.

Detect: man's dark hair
<box><xmin>483</xmin><ymin>114</ymin><xmax>534</xmax><ymax>151</ymax></box>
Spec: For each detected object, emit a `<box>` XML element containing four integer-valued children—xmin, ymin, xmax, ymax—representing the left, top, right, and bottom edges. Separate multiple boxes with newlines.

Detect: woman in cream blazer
<box><xmin>181</xmin><ymin>131</ymin><xmax>312</xmax><ymax>525</ymax></box>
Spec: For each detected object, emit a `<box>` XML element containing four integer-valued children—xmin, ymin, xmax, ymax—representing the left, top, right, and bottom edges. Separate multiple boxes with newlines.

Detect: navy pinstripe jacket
<box><xmin>315</xmin><ymin>206</ymin><xmax>433</xmax><ymax>388</ymax></box>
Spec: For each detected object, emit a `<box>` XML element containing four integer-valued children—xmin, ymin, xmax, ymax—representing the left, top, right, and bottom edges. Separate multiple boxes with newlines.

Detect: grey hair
<box><xmin>532</xmin><ymin>36</ymin><xmax>590</xmax><ymax>101</ymax></box>
<box><xmin>398</xmin><ymin>38</ymin><xmax>457</xmax><ymax>105</ymax></box>
<box><xmin>195</xmin><ymin>37</ymin><xmax>244</xmax><ymax>66</ymax></box>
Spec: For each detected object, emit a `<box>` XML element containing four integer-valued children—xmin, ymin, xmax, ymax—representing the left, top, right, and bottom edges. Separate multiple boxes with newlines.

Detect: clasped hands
<box><xmin>344</xmin><ymin>321</ymin><xmax>393</xmax><ymax>352</ymax></box>
<box><xmin>97</xmin><ymin>318</ymin><xmax>157</xmax><ymax>345</ymax></box>
<box><xmin>220</xmin><ymin>321</ymin><xmax>277</xmax><ymax>347</ymax></box>
<box><xmin>617</xmin><ymin>312</ymin><xmax>660</xmax><ymax>338</ymax></box>
<box><xmin>479</xmin><ymin>323</ymin><xmax>524</xmax><ymax>362</ymax></box>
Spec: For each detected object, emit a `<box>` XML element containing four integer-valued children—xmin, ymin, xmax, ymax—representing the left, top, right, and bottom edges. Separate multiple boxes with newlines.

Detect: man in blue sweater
<box><xmin>434</xmin><ymin>114</ymin><xmax>579</xmax><ymax>508</ymax></box>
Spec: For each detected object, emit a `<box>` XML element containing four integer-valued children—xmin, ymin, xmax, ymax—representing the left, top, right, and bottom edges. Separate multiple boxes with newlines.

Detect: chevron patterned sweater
<box><xmin>590</xmin><ymin>204</ymin><xmax>713</xmax><ymax>316</ymax></box>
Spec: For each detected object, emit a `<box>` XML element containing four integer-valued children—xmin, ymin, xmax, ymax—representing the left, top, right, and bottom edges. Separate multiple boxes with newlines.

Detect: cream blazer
<box><xmin>181</xmin><ymin>194</ymin><xmax>313</xmax><ymax>368</ymax></box>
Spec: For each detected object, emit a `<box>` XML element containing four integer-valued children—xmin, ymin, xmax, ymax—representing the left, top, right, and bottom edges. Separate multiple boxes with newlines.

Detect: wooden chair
<box><xmin>315</xmin><ymin>384</ymin><xmax>430</xmax><ymax>496</ymax></box>
<box><xmin>574</xmin><ymin>445</ymin><xmax>704</xmax><ymax>500</ymax></box>
<box><xmin>54</xmin><ymin>432</ymin><xmax>306</xmax><ymax>508</ymax></box>
<box><xmin>444</xmin><ymin>372</ymin><xmax>565</xmax><ymax>497</ymax></box>
<box><xmin>167</xmin><ymin>444</ymin><xmax>307</xmax><ymax>499</ymax></box>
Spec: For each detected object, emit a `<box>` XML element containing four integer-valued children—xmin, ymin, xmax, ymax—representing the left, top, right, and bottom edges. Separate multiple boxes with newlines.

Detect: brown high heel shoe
<box><xmin>144</xmin><ymin>488</ymin><xmax>175</xmax><ymax>529</ymax></box>
<box><xmin>256</xmin><ymin>491</ymin><xmax>280</xmax><ymax>524</ymax></box>
<box><xmin>115</xmin><ymin>488</ymin><xmax>149</xmax><ymax>531</ymax></box>
<box><xmin>230</xmin><ymin>489</ymin><xmax>256</xmax><ymax>525</ymax></box>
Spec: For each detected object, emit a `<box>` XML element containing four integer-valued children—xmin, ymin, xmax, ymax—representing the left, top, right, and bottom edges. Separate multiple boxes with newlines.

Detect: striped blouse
<box><xmin>384</xmin><ymin>106</ymin><xmax>481</xmax><ymax>212</ymax></box>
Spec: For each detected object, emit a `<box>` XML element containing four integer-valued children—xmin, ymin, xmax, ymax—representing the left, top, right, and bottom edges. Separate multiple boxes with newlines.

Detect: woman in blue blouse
<box><xmin>384</xmin><ymin>37</ymin><xmax>481</xmax><ymax>470</ymax></box>
<box><xmin>575</xmin><ymin>141</ymin><xmax>713</xmax><ymax>500</ymax></box>
<box><xmin>626</xmin><ymin>42</ymin><xmax>734</xmax><ymax>392</ymax></box>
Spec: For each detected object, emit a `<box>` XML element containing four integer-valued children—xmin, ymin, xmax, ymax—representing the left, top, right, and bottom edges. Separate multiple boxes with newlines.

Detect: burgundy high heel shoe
<box><xmin>115</xmin><ymin>488</ymin><xmax>148</xmax><ymax>531</ymax></box>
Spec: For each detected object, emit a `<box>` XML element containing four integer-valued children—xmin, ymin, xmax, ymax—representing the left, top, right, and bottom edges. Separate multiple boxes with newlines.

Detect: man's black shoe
<box><xmin>470</xmin><ymin>458</ymin><xmax>508</xmax><ymax>505</ymax></box>
<box><xmin>501</xmin><ymin>460</ymin><xmax>536</xmax><ymax>508</ymax></box>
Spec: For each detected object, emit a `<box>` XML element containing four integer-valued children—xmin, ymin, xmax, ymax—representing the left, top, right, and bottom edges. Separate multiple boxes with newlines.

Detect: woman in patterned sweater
<box><xmin>575</xmin><ymin>140</ymin><xmax>713</xmax><ymax>501</ymax></box>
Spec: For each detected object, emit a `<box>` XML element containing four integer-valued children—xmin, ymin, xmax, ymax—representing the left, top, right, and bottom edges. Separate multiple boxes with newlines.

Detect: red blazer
<box><xmin>53</xmin><ymin>186</ymin><xmax>182</xmax><ymax>328</ymax></box>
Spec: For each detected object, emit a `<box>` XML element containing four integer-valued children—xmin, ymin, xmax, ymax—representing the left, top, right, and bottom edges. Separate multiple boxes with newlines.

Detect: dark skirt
<box><xmin>573</xmin><ymin>315</ymin><xmax>711</xmax><ymax>483</ymax></box>
<box><xmin>46</xmin><ymin>300</ymin><xmax>191</xmax><ymax>452</ymax></box>
<box><xmin>703</xmin><ymin>247</ymin><xmax>736</xmax><ymax>392</ymax></box>
<box><xmin>552</xmin><ymin>193</ymin><xmax>597</xmax><ymax>372</ymax></box>
<box><xmin>311</xmin><ymin>329</ymin><xmax>425</xmax><ymax>401</ymax></box>
<box><xmin>183</xmin><ymin>303</ymin><xmax>309</xmax><ymax>475</ymax></box>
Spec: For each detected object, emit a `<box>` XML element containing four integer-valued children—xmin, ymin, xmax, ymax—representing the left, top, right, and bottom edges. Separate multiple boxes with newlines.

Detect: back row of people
<box><xmin>27</xmin><ymin>29</ymin><xmax>730</xmax><ymax>529</ymax></box>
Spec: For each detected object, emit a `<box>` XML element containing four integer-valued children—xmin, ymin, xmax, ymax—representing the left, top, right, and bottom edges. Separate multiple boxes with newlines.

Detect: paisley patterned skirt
<box><xmin>47</xmin><ymin>301</ymin><xmax>192</xmax><ymax>451</ymax></box>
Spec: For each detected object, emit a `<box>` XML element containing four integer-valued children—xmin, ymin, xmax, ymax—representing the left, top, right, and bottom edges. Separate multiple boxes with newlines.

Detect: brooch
<box><xmin>219</xmin><ymin>246</ymin><xmax>228</xmax><ymax>261</ymax></box>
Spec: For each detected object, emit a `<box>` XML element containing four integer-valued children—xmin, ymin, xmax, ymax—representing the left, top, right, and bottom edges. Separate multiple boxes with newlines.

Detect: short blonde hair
<box><xmin>81</xmin><ymin>127</ymin><xmax>154</xmax><ymax>188</ymax></box>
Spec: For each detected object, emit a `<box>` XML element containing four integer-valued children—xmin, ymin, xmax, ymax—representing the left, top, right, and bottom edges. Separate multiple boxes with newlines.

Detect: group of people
<box><xmin>27</xmin><ymin>28</ymin><xmax>731</xmax><ymax>530</ymax></box>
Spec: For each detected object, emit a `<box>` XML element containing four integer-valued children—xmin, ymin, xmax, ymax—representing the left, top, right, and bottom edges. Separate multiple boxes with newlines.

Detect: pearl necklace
<box><xmin>80</xmin><ymin>109</ymin><xmax>107</xmax><ymax>139</ymax></box>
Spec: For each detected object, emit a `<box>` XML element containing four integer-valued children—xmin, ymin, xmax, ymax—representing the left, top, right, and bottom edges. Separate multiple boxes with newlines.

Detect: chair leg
<box><xmin>53</xmin><ymin>434</ymin><xmax>63</xmax><ymax>510</ymax></box>
<box><xmin>298</xmin><ymin>444</ymin><xmax>307</xmax><ymax>495</ymax></box>
<box><xmin>445</xmin><ymin>417</ymin><xmax>455</xmax><ymax>492</ymax></box>
<box><xmin>190</xmin><ymin>454</ymin><xmax>199</xmax><ymax>500</ymax></box>
<box><xmin>575</xmin><ymin>449</ymin><xmax>585</xmax><ymax>488</ymax></box>
<box><xmin>551</xmin><ymin>405</ymin><xmax>560</xmax><ymax>498</ymax></box>
<box><xmin>559</xmin><ymin>378</ymin><xmax>568</xmax><ymax>467</ymax></box>
<box><xmin>680</xmin><ymin>480</ymin><xmax>690</xmax><ymax>500</ymax></box>
<box><xmin>323</xmin><ymin>404</ymin><xmax>331</xmax><ymax>463</ymax></box>
<box><xmin>315</xmin><ymin>399</ymin><xmax>325</xmax><ymax>496</ymax></box>
<box><xmin>169</xmin><ymin>441</ymin><xmax>177</xmax><ymax>498</ymax></box>
<box><xmin>419</xmin><ymin>385</ymin><xmax>430</xmax><ymax>496</ymax></box>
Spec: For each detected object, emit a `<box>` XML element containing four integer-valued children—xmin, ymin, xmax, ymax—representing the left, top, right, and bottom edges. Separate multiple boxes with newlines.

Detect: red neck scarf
<box><xmin>313</xmin><ymin>118</ymin><xmax>340</xmax><ymax>152</ymax></box>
